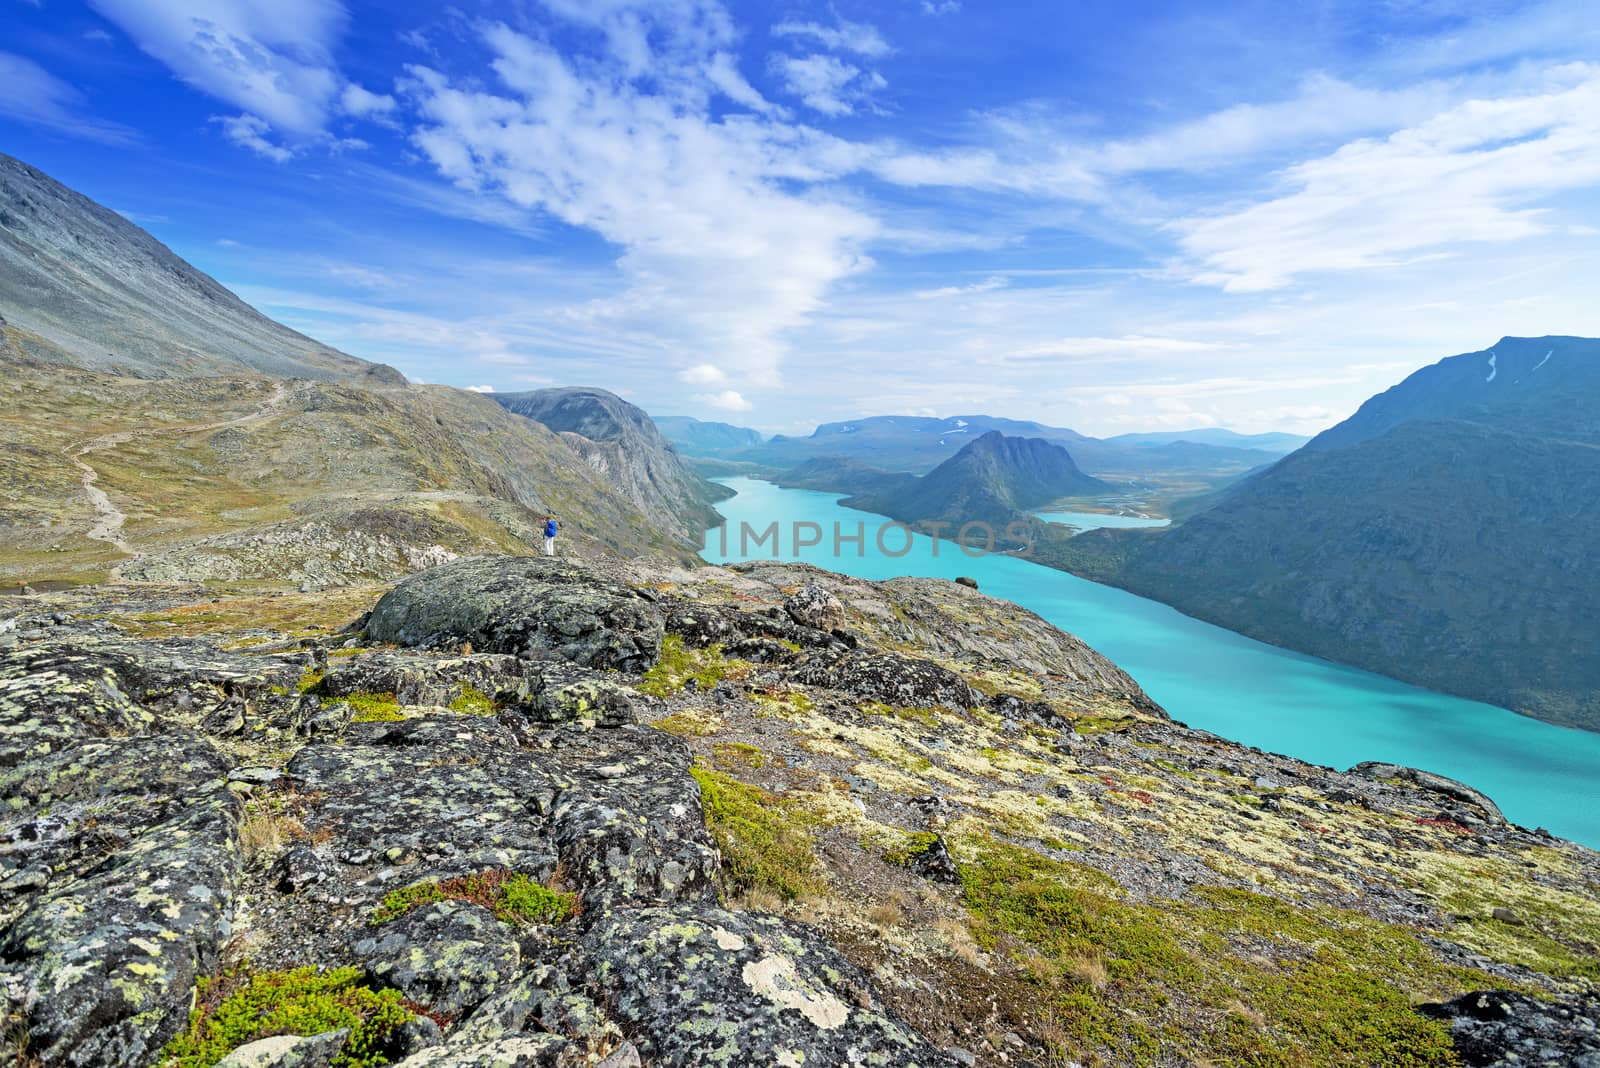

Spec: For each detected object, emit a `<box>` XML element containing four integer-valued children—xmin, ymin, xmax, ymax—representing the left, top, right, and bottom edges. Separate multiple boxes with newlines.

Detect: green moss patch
<box><xmin>638</xmin><ymin>634</ymin><xmax>745</xmax><ymax>697</ymax></box>
<box><xmin>649</xmin><ymin>710</ymin><xmax>724</xmax><ymax>737</ymax></box>
<box><xmin>956</xmin><ymin>835</ymin><xmax>1480</xmax><ymax>1067</ymax></box>
<box><xmin>711</xmin><ymin>741</ymin><xmax>768</xmax><ymax>769</ymax></box>
<box><xmin>342</xmin><ymin>693</ymin><xmax>404</xmax><ymax>723</ymax></box>
<box><xmin>448</xmin><ymin>684</ymin><xmax>496</xmax><ymax>717</ymax></box>
<box><xmin>370</xmin><ymin>869</ymin><xmax>576</xmax><ymax>927</ymax></box>
<box><xmin>883</xmin><ymin>831</ymin><xmax>944</xmax><ymax>868</ymax></box>
<box><xmin>161</xmin><ymin>965</ymin><xmax>411</xmax><ymax>1068</ymax></box>
<box><xmin>691</xmin><ymin>765</ymin><xmax>824</xmax><ymax>901</ymax></box>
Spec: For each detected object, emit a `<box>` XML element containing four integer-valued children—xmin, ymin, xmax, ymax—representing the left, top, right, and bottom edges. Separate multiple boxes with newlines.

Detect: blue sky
<box><xmin>5</xmin><ymin>0</ymin><xmax>1600</xmax><ymax>435</ymax></box>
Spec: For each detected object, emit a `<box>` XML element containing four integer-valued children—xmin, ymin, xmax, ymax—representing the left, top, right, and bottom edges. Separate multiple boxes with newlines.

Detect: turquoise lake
<box><xmin>703</xmin><ymin>477</ymin><xmax>1600</xmax><ymax>848</ymax></box>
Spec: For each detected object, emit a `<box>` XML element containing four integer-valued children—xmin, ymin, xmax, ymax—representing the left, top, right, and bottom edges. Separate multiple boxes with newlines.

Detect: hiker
<box><xmin>543</xmin><ymin>514</ymin><xmax>558</xmax><ymax>557</ymax></box>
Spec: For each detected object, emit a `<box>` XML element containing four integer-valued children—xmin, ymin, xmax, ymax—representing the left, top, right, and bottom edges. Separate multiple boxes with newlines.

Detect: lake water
<box><xmin>1035</xmin><ymin>510</ymin><xmax>1170</xmax><ymax>531</ymax></box>
<box><xmin>703</xmin><ymin>477</ymin><xmax>1600</xmax><ymax>848</ymax></box>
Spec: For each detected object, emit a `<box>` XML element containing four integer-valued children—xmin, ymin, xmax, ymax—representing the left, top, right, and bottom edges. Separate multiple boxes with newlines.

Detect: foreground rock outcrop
<box><xmin>1</xmin><ymin>556</ymin><xmax>1596</xmax><ymax>1068</ymax></box>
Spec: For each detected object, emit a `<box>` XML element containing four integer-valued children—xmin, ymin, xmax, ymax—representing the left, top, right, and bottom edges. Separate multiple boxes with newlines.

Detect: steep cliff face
<box><xmin>2</xmin><ymin>558</ymin><xmax>1596</xmax><ymax>1068</ymax></box>
<box><xmin>1066</xmin><ymin>337</ymin><xmax>1600</xmax><ymax>730</ymax></box>
<box><xmin>0</xmin><ymin>153</ymin><xmax>401</xmax><ymax>384</ymax></box>
<box><xmin>494</xmin><ymin>388</ymin><xmax>728</xmax><ymax>546</ymax></box>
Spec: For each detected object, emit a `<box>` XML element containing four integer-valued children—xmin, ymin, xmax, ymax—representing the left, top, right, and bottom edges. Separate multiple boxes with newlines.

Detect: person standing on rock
<box><xmin>543</xmin><ymin>514</ymin><xmax>558</xmax><ymax>557</ymax></box>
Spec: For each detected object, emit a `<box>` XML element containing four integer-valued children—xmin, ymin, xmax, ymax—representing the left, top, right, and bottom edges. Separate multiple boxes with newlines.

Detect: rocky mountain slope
<box><xmin>0</xmin><ymin>153</ymin><xmax>399</xmax><ymax>384</ymax></box>
<box><xmin>0</xmin><ymin>360</ymin><xmax>697</xmax><ymax>591</ymax></box>
<box><xmin>2</xmin><ymin>557</ymin><xmax>1596</xmax><ymax>1068</ymax></box>
<box><xmin>493</xmin><ymin>389</ymin><xmax>728</xmax><ymax>546</ymax></box>
<box><xmin>845</xmin><ymin>432</ymin><xmax>1110</xmax><ymax>530</ymax></box>
<box><xmin>651</xmin><ymin>415</ymin><xmax>765</xmax><ymax>457</ymax></box>
<box><xmin>1063</xmin><ymin>337</ymin><xmax>1600</xmax><ymax>730</ymax></box>
<box><xmin>0</xmin><ymin>158</ymin><xmax>699</xmax><ymax>591</ymax></box>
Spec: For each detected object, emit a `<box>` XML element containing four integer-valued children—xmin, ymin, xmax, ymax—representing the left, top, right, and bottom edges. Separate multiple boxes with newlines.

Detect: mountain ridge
<box><xmin>1061</xmin><ymin>336</ymin><xmax>1600</xmax><ymax>730</ymax></box>
<box><xmin>0</xmin><ymin>152</ymin><xmax>403</xmax><ymax>385</ymax></box>
<box><xmin>845</xmin><ymin>431</ymin><xmax>1111</xmax><ymax>531</ymax></box>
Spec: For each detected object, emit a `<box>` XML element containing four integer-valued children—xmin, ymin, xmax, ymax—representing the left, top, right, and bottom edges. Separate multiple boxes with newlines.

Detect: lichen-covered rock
<box><xmin>285</xmin><ymin>717</ymin><xmax>561</xmax><ymax>883</ymax></box>
<box><xmin>529</xmin><ymin>667</ymin><xmax>637</xmax><ymax>727</ymax></box>
<box><xmin>366</xmin><ymin>556</ymin><xmax>665</xmax><ymax>671</ymax></box>
<box><xmin>392</xmin><ymin>1034</ymin><xmax>581</xmax><ymax>1068</ymax></box>
<box><xmin>545</xmin><ymin>726</ymin><xmax>718</xmax><ymax>909</ymax></box>
<box><xmin>1351</xmin><ymin>762</ymin><xmax>1508</xmax><ymax>825</ymax></box>
<box><xmin>663</xmin><ymin>599</ymin><xmax>837</xmax><ymax>652</ymax></box>
<box><xmin>793</xmin><ymin>651</ymin><xmax>982</xmax><ymax>712</ymax></box>
<box><xmin>0</xmin><ymin>788</ymin><xmax>240</xmax><ymax>1068</ymax></box>
<box><xmin>215</xmin><ymin>1028</ymin><xmax>350</xmax><ymax>1068</ymax></box>
<box><xmin>581</xmin><ymin>904</ymin><xmax>954</xmax><ymax>1067</ymax></box>
<box><xmin>353</xmin><ymin>901</ymin><xmax>523</xmax><ymax>1018</ymax></box>
<box><xmin>451</xmin><ymin>966</ymin><xmax>622</xmax><ymax>1049</ymax></box>
<box><xmin>320</xmin><ymin>651</ymin><xmax>542</xmax><ymax>710</ymax></box>
<box><xmin>0</xmin><ymin>667</ymin><xmax>152</xmax><ymax>764</ymax></box>
<box><xmin>784</xmin><ymin>582</ymin><xmax>846</xmax><ymax>631</ymax></box>
<box><xmin>1419</xmin><ymin>990</ymin><xmax>1600</xmax><ymax>1066</ymax></box>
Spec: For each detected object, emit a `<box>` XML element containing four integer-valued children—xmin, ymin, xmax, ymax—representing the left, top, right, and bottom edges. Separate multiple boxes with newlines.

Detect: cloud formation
<box><xmin>404</xmin><ymin>13</ymin><xmax>878</xmax><ymax>387</ymax></box>
<box><xmin>1175</xmin><ymin>67</ymin><xmax>1600</xmax><ymax>290</ymax></box>
<box><xmin>0</xmin><ymin>51</ymin><xmax>138</xmax><ymax>144</ymax></box>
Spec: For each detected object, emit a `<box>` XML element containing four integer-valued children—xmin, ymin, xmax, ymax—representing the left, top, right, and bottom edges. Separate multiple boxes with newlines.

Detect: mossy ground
<box><xmin>690</xmin><ymin>765</ymin><xmax>826</xmax><ymax>901</ymax></box>
<box><xmin>370</xmin><ymin>869</ymin><xmax>577</xmax><ymax>927</ymax></box>
<box><xmin>161</xmin><ymin>965</ymin><xmax>411</xmax><ymax>1068</ymax></box>
<box><xmin>447</xmin><ymin>684</ymin><xmax>496</xmax><ymax>717</ymax></box>
<box><xmin>955</xmin><ymin>836</ymin><xmax>1473</xmax><ymax>1067</ymax></box>
<box><xmin>637</xmin><ymin>634</ymin><xmax>751</xmax><ymax>697</ymax></box>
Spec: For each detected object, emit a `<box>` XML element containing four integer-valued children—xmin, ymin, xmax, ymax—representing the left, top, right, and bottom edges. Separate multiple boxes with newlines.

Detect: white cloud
<box><xmin>1174</xmin><ymin>67</ymin><xmax>1600</xmax><ymax>290</ymax></box>
<box><xmin>921</xmin><ymin>0</ymin><xmax>960</xmax><ymax>13</ymax></box>
<box><xmin>465</xmin><ymin>384</ymin><xmax>496</xmax><ymax>393</ymax></box>
<box><xmin>1096</xmin><ymin>74</ymin><xmax>1454</xmax><ymax>174</ymax></box>
<box><xmin>914</xmin><ymin>276</ymin><xmax>1007</xmax><ymax>299</ymax></box>
<box><xmin>91</xmin><ymin>0</ymin><xmax>347</xmax><ymax>135</ymax></box>
<box><xmin>772</xmin><ymin>18</ymin><xmax>890</xmax><ymax>58</ymax></box>
<box><xmin>403</xmin><ymin>17</ymin><xmax>878</xmax><ymax>386</ymax></box>
<box><xmin>0</xmin><ymin>51</ymin><xmax>139</xmax><ymax>144</ymax></box>
<box><xmin>771</xmin><ymin>53</ymin><xmax>877</xmax><ymax>116</ymax></box>
<box><xmin>695</xmin><ymin>389</ymin><xmax>752</xmax><ymax>411</ymax></box>
<box><xmin>341</xmin><ymin>83</ymin><xmax>396</xmax><ymax>117</ymax></box>
<box><xmin>1007</xmin><ymin>335</ymin><xmax>1227</xmax><ymax>361</ymax></box>
<box><xmin>678</xmin><ymin>363</ymin><xmax>728</xmax><ymax>385</ymax></box>
<box><xmin>215</xmin><ymin>114</ymin><xmax>294</xmax><ymax>162</ymax></box>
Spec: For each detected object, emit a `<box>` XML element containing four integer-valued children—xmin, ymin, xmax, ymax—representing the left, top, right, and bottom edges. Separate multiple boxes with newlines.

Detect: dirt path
<box><xmin>65</xmin><ymin>382</ymin><xmax>292</xmax><ymax>572</ymax></box>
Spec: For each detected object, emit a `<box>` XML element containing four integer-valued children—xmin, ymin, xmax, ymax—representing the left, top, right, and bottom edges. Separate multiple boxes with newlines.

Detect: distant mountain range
<box><xmin>694</xmin><ymin>412</ymin><xmax>1283</xmax><ymax>479</ymax></box>
<box><xmin>652</xmin><ymin>415</ymin><xmax>765</xmax><ymax>456</ymax></box>
<box><xmin>1064</xmin><ymin>336</ymin><xmax>1600</xmax><ymax>731</ymax></box>
<box><xmin>1106</xmin><ymin>428</ymin><xmax>1308</xmax><ymax>454</ymax></box>
<box><xmin>843</xmin><ymin>431</ymin><xmax>1110</xmax><ymax>531</ymax></box>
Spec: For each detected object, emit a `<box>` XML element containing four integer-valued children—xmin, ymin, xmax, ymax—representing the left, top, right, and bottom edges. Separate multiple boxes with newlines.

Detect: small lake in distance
<box><xmin>1035</xmin><ymin>510</ymin><xmax>1170</xmax><ymax>531</ymax></box>
<box><xmin>703</xmin><ymin>477</ymin><xmax>1600</xmax><ymax>848</ymax></box>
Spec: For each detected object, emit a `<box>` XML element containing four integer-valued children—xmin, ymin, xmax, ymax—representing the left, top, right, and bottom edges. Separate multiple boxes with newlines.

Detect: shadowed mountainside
<box><xmin>845</xmin><ymin>431</ymin><xmax>1110</xmax><ymax>530</ymax></box>
<box><xmin>1062</xmin><ymin>337</ymin><xmax>1600</xmax><ymax>730</ymax></box>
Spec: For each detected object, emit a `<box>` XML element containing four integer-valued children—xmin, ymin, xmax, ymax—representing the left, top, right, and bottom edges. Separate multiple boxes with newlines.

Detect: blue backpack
<box><xmin>545</xmin><ymin>519</ymin><xmax>557</xmax><ymax>538</ymax></box>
